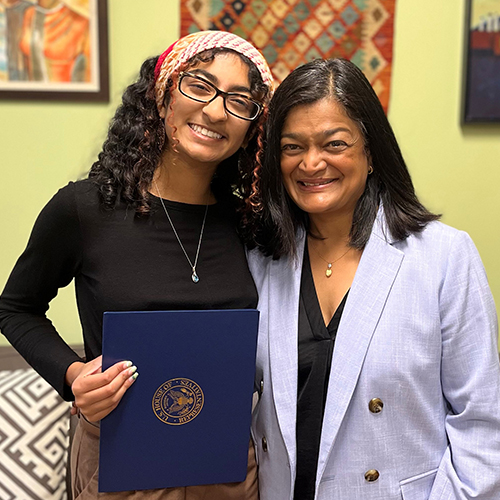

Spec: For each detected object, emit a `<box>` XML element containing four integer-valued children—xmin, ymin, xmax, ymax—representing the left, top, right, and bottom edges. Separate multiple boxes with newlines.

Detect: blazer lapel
<box><xmin>267</xmin><ymin>233</ymin><xmax>306</xmax><ymax>470</ymax></box>
<box><xmin>316</xmin><ymin>215</ymin><xmax>404</xmax><ymax>481</ymax></box>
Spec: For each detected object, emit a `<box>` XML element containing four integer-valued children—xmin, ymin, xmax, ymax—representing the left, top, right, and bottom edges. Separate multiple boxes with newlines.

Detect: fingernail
<box><xmin>130</xmin><ymin>372</ymin><xmax>139</xmax><ymax>382</ymax></box>
<box><xmin>127</xmin><ymin>365</ymin><xmax>137</xmax><ymax>376</ymax></box>
<box><xmin>123</xmin><ymin>361</ymin><xmax>133</xmax><ymax>369</ymax></box>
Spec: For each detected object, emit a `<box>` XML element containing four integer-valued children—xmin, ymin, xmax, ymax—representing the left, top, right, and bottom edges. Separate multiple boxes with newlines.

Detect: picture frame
<box><xmin>0</xmin><ymin>0</ymin><xmax>109</xmax><ymax>102</ymax></box>
<box><xmin>462</xmin><ymin>0</ymin><xmax>500</xmax><ymax>123</ymax></box>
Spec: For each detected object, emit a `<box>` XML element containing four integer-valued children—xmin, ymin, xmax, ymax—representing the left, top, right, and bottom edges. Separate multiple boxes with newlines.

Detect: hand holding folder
<box><xmin>70</xmin><ymin>355</ymin><xmax>139</xmax><ymax>422</ymax></box>
<box><xmin>99</xmin><ymin>309</ymin><xmax>259</xmax><ymax>492</ymax></box>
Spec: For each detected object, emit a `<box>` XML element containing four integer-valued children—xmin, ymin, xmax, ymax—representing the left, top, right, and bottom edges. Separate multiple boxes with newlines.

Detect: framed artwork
<box><xmin>462</xmin><ymin>0</ymin><xmax>500</xmax><ymax>123</ymax></box>
<box><xmin>0</xmin><ymin>0</ymin><xmax>108</xmax><ymax>102</ymax></box>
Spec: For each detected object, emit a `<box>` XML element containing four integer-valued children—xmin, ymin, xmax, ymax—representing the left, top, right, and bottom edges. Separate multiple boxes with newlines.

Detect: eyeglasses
<box><xmin>178</xmin><ymin>71</ymin><xmax>263</xmax><ymax>121</ymax></box>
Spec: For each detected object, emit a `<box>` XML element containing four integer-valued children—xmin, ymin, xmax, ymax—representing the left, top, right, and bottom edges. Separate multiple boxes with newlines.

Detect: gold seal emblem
<box><xmin>152</xmin><ymin>378</ymin><xmax>204</xmax><ymax>425</ymax></box>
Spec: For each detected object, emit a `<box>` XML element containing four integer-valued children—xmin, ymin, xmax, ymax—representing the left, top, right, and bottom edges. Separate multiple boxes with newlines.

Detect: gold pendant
<box><xmin>325</xmin><ymin>263</ymin><xmax>332</xmax><ymax>278</ymax></box>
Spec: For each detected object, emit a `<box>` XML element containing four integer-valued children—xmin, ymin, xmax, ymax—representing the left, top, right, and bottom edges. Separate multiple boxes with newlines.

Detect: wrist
<box><xmin>65</xmin><ymin>361</ymin><xmax>85</xmax><ymax>387</ymax></box>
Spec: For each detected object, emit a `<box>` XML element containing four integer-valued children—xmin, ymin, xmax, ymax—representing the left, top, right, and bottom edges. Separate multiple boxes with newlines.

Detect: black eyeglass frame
<box><xmin>177</xmin><ymin>71</ymin><xmax>263</xmax><ymax>122</ymax></box>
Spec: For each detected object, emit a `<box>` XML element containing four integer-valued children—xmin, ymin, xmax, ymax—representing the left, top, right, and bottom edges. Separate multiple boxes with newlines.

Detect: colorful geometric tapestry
<box><xmin>180</xmin><ymin>0</ymin><xmax>397</xmax><ymax>112</ymax></box>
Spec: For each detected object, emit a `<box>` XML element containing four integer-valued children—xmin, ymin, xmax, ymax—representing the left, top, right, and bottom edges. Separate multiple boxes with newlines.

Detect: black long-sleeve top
<box><xmin>0</xmin><ymin>180</ymin><xmax>257</xmax><ymax>400</ymax></box>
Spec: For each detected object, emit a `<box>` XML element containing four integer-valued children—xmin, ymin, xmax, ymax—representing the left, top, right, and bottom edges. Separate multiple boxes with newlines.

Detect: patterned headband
<box><xmin>154</xmin><ymin>30</ymin><xmax>274</xmax><ymax>112</ymax></box>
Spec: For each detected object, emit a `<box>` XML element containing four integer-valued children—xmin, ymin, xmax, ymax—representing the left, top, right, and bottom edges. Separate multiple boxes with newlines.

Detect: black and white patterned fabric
<box><xmin>0</xmin><ymin>369</ymin><xmax>70</xmax><ymax>500</ymax></box>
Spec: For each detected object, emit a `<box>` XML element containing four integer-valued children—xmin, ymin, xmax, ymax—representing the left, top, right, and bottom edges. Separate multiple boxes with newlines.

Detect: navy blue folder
<box><xmin>99</xmin><ymin>309</ymin><xmax>259</xmax><ymax>492</ymax></box>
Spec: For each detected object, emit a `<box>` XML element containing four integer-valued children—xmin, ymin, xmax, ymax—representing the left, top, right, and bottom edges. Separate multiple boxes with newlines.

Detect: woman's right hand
<box><xmin>66</xmin><ymin>356</ymin><xmax>139</xmax><ymax>422</ymax></box>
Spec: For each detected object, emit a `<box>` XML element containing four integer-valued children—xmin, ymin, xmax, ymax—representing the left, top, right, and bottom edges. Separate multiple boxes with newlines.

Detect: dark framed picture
<box><xmin>0</xmin><ymin>0</ymin><xmax>109</xmax><ymax>102</ymax></box>
<box><xmin>462</xmin><ymin>0</ymin><xmax>500</xmax><ymax>123</ymax></box>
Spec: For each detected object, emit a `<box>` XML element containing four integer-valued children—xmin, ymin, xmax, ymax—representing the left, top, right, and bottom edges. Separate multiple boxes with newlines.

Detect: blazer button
<box><xmin>365</xmin><ymin>469</ymin><xmax>380</xmax><ymax>482</ymax></box>
<box><xmin>368</xmin><ymin>398</ymin><xmax>384</xmax><ymax>413</ymax></box>
<box><xmin>260</xmin><ymin>379</ymin><xmax>264</xmax><ymax>395</ymax></box>
<box><xmin>262</xmin><ymin>436</ymin><xmax>268</xmax><ymax>452</ymax></box>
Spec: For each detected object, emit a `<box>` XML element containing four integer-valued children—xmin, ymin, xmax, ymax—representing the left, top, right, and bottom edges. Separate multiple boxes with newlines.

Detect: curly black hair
<box><xmin>89</xmin><ymin>49</ymin><xmax>269</xmax><ymax>215</ymax></box>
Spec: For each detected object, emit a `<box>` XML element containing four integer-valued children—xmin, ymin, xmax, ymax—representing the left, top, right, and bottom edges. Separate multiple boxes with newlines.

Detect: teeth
<box><xmin>302</xmin><ymin>180</ymin><xmax>333</xmax><ymax>186</ymax></box>
<box><xmin>190</xmin><ymin>124</ymin><xmax>223</xmax><ymax>139</ymax></box>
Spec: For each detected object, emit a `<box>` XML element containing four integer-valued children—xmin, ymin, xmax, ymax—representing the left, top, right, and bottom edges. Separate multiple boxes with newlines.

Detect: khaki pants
<box><xmin>71</xmin><ymin>415</ymin><xmax>259</xmax><ymax>500</ymax></box>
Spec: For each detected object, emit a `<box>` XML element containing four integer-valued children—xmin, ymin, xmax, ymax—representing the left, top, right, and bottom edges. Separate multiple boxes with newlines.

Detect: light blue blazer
<box><xmin>247</xmin><ymin>210</ymin><xmax>500</xmax><ymax>500</ymax></box>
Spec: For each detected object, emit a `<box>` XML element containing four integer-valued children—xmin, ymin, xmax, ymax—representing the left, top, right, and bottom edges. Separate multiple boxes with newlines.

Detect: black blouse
<box><xmin>294</xmin><ymin>245</ymin><xmax>348</xmax><ymax>500</ymax></box>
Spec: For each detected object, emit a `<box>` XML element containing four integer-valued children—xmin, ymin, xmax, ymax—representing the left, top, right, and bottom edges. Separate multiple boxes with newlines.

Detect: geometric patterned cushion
<box><xmin>0</xmin><ymin>369</ymin><xmax>71</xmax><ymax>500</ymax></box>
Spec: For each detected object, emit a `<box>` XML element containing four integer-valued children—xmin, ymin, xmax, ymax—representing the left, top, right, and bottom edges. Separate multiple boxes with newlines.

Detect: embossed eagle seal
<box><xmin>152</xmin><ymin>378</ymin><xmax>204</xmax><ymax>425</ymax></box>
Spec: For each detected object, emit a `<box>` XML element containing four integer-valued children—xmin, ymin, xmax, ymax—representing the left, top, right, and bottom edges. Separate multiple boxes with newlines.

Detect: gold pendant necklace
<box><xmin>309</xmin><ymin>242</ymin><xmax>351</xmax><ymax>278</ymax></box>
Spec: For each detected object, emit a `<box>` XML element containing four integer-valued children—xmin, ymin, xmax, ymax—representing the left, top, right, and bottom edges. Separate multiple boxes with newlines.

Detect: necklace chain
<box><xmin>309</xmin><ymin>241</ymin><xmax>351</xmax><ymax>278</ymax></box>
<box><xmin>154</xmin><ymin>180</ymin><xmax>209</xmax><ymax>283</ymax></box>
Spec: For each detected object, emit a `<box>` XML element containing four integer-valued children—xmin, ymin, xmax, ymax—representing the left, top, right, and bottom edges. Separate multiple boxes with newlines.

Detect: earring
<box><xmin>368</xmin><ymin>165</ymin><xmax>373</xmax><ymax>175</ymax></box>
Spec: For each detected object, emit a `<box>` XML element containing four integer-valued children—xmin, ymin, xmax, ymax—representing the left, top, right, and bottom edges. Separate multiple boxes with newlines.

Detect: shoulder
<box><xmin>394</xmin><ymin>220</ymin><xmax>475</xmax><ymax>257</ymax></box>
<box><xmin>48</xmin><ymin>178</ymin><xmax>98</xmax><ymax>204</ymax></box>
<box><xmin>37</xmin><ymin>179</ymin><xmax>104</xmax><ymax>230</ymax></box>
<box><xmin>417</xmin><ymin>220</ymin><xmax>464</xmax><ymax>241</ymax></box>
<box><xmin>71</xmin><ymin>178</ymin><xmax>101</xmax><ymax>200</ymax></box>
<box><xmin>394</xmin><ymin>221</ymin><xmax>488</xmax><ymax>289</ymax></box>
<box><xmin>247</xmin><ymin>231</ymin><xmax>305</xmax><ymax>286</ymax></box>
<box><xmin>247</xmin><ymin>248</ymin><xmax>274</xmax><ymax>284</ymax></box>
<box><xmin>24</xmin><ymin>181</ymin><xmax>96</xmax><ymax>250</ymax></box>
<box><xmin>38</xmin><ymin>181</ymin><xmax>79</xmax><ymax>223</ymax></box>
<box><xmin>45</xmin><ymin>178</ymin><xmax>98</xmax><ymax>212</ymax></box>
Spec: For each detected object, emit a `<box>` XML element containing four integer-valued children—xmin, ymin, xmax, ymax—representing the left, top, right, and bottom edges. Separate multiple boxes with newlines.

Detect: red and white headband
<box><xmin>154</xmin><ymin>30</ymin><xmax>274</xmax><ymax>112</ymax></box>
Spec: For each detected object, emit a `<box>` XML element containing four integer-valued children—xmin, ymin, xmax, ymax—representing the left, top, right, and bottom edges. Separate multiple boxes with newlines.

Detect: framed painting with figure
<box><xmin>0</xmin><ymin>0</ymin><xmax>108</xmax><ymax>101</ymax></box>
<box><xmin>462</xmin><ymin>0</ymin><xmax>500</xmax><ymax>122</ymax></box>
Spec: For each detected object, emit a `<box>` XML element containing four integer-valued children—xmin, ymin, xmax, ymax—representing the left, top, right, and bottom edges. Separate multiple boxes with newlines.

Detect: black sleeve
<box><xmin>0</xmin><ymin>182</ymin><xmax>84</xmax><ymax>400</ymax></box>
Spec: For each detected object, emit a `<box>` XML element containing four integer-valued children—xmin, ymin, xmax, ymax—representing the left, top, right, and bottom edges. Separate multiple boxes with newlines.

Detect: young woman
<box><xmin>246</xmin><ymin>58</ymin><xmax>500</xmax><ymax>500</ymax></box>
<box><xmin>0</xmin><ymin>30</ymin><xmax>273</xmax><ymax>499</ymax></box>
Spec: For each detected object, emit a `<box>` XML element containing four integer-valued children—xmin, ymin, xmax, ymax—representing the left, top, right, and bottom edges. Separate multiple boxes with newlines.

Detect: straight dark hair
<box><xmin>251</xmin><ymin>58</ymin><xmax>439</xmax><ymax>258</ymax></box>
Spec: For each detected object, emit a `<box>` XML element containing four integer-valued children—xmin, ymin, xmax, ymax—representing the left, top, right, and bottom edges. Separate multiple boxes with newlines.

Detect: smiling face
<box><xmin>280</xmin><ymin>98</ymin><xmax>370</xmax><ymax>222</ymax></box>
<box><xmin>160</xmin><ymin>52</ymin><xmax>254</xmax><ymax>171</ymax></box>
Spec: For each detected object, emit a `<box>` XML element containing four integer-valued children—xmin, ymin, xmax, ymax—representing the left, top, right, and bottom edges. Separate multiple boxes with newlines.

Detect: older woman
<box><xmin>0</xmin><ymin>30</ymin><xmax>273</xmax><ymax>499</ymax></box>
<box><xmin>246</xmin><ymin>59</ymin><xmax>500</xmax><ymax>500</ymax></box>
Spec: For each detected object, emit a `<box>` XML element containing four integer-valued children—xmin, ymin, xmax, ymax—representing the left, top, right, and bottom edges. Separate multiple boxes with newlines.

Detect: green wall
<box><xmin>1</xmin><ymin>1</ymin><xmax>499</xmax><ymax>347</ymax></box>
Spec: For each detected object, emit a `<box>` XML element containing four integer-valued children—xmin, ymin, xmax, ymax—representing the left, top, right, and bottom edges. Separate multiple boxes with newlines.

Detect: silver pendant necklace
<box><xmin>154</xmin><ymin>180</ymin><xmax>209</xmax><ymax>283</ymax></box>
